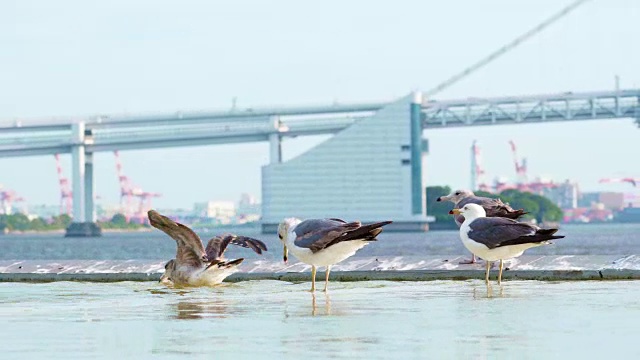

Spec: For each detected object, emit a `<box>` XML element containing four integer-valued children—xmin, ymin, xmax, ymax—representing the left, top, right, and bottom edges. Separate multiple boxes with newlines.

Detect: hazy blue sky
<box><xmin>1</xmin><ymin>0</ymin><xmax>639</xmax><ymax>209</ymax></box>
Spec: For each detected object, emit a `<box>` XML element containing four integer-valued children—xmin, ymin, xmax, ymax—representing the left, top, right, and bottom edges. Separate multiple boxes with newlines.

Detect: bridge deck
<box><xmin>1</xmin><ymin>89</ymin><xmax>638</xmax><ymax>157</ymax></box>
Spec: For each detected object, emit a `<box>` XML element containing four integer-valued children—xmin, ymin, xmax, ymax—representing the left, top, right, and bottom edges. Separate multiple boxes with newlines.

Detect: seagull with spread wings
<box><xmin>148</xmin><ymin>210</ymin><xmax>268</xmax><ymax>287</ymax></box>
<box><xmin>438</xmin><ymin>189</ymin><xmax>527</xmax><ymax>264</ymax></box>
<box><xmin>450</xmin><ymin>203</ymin><xmax>564</xmax><ymax>284</ymax></box>
<box><xmin>277</xmin><ymin>217</ymin><xmax>392</xmax><ymax>292</ymax></box>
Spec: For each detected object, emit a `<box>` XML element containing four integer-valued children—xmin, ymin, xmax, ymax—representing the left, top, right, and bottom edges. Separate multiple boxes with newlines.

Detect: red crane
<box><xmin>599</xmin><ymin>178</ymin><xmax>639</xmax><ymax>187</ymax></box>
<box><xmin>113</xmin><ymin>151</ymin><xmax>161</xmax><ymax>223</ymax></box>
<box><xmin>54</xmin><ymin>154</ymin><xmax>73</xmax><ymax>216</ymax></box>
<box><xmin>507</xmin><ymin>141</ymin><xmax>556</xmax><ymax>194</ymax></box>
<box><xmin>0</xmin><ymin>188</ymin><xmax>25</xmax><ymax>215</ymax></box>
<box><xmin>134</xmin><ymin>191</ymin><xmax>162</xmax><ymax>224</ymax></box>
<box><xmin>508</xmin><ymin>140</ymin><xmax>528</xmax><ymax>185</ymax></box>
<box><xmin>471</xmin><ymin>140</ymin><xmax>491</xmax><ymax>192</ymax></box>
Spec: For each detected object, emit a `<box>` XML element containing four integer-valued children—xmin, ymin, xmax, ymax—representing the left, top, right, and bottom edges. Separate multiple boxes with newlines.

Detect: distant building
<box><xmin>96</xmin><ymin>204</ymin><xmax>124</xmax><ymax>221</ymax></box>
<box><xmin>578</xmin><ymin>192</ymin><xmax>600</xmax><ymax>208</ymax></box>
<box><xmin>544</xmin><ymin>180</ymin><xmax>579</xmax><ymax>209</ymax></box>
<box><xmin>261</xmin><ymin>93</ymin><xmax>430</xmax><ymax>232</ymax></box>
<box><xmin>27</xmin><ymin>204</ymin><xmax>59</xmax><ymax>219</ymax></box>
<box><xmin>237</xmin><ymin>193</ymin><xmax>261</xmax><ymax>217</ymax></box>
<box><xmin>598</xmin><ymin>192</ymin><xmax>625</xmax><ymax>210</ymax></box>
<box><xmin>193</xmin><ymin>201</ymin><xmax>236</xmax><ymax>219</ymax></box>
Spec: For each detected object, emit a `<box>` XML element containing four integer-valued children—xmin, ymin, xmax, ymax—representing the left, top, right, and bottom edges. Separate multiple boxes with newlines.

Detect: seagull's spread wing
<box><xmin>205</xmin><ymin>234</ymin><xmax>268</xmax><ymax>261</ymax></box>
<box><xmin>148</xmin><ymin>210</ymin><xmax>206</xmax><ymax>268</ymax></box>
<box><xmin>467</xmin><ymin>217</ymin><xmax>537</xmax><ymax>249</ymax></box>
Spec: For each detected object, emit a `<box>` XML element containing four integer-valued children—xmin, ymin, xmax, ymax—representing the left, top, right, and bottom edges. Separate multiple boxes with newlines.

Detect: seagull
<box><xmin>148</xmin><ymin>210</ymin><xmax>267</xmax><ymax>287</ymax></box>
<box><xmin>437</xmin><ymin>189</ymin><xmax>527</xmax><ymax>264</ymax></box>
<box><xmin>450</xmin><ymin>203</ymin><xmax>564</xmax><ymax>284</ymax></box>
<box><xmin>277</xmin><ymin>217</ymin><xmax>392</xmax><ymax>292</ymax></box>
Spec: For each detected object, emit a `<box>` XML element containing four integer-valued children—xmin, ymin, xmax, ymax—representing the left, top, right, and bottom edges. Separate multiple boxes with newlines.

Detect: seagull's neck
<box><xmin>285</xmin><ymin>218</ymin><xmax>302</xmax><ymax>245</ymax></box>
<box><xmin>287</xmin><ymin>218</ymin><xmax>302</xmax><ymax>229</ymax></box>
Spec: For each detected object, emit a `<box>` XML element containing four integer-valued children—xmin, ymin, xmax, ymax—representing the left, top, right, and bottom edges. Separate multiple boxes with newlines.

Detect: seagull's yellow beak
<box><xmin>283</xmin><ymin>245</ymin><xmax>288</xmax><ymax>264</ymax></box>
<box><xmin>449</xmin><ymin>208</ymin><xmax>461</xmax><ymax>215</ymax></box>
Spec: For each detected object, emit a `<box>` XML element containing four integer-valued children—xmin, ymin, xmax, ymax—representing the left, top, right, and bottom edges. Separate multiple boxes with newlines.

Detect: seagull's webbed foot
<box><xmin>459</xmin><ymin>254</ymin><xmax>477</xmax><ymax>265</ymax></box>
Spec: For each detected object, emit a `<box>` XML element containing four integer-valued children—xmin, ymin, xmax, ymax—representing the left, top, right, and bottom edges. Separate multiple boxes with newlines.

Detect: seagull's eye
<box><xmin>455</xmin><ymin>192</ymin><xmax>460</xmax><ymax>195</ymax></box>
<box><xmin>278</xmin><ymin>234</ymin><xmax>283</xmax><ymax>240</ymax></box>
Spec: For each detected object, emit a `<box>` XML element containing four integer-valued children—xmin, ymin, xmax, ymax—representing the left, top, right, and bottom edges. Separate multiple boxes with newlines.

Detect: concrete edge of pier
<box><xmin>0</xmin><ymin>269</ymin><xmax>639</xmax><ymax>283</ymax></box>
<box><xmin>2</xmin><ymin>255</ymin><xmax>640</xmax><ymax>282</ymax></box>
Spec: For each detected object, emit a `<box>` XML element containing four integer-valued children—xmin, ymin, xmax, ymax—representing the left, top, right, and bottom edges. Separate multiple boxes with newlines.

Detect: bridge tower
<box><xmin>65</xmin><ymin>122</ymin><xmax>101</xmax><ymax>237</ymax></box>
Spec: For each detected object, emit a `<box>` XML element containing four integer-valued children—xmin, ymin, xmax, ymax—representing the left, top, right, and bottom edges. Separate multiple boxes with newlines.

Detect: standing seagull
<box><xmin>450</xmin><ymin>203</ymin><xmax>564</xmax><ymax>284</ymax></box>
<box><xmin>148</xmin><ymin>210</ymin><xmax>267</xmax><ymax>287</ymax></box>
<box><xmin>278</xmin><ymin>218</ymin><xmax>392</xmax><ymax>292</ymax></box>
<box><xmin>437</xmin><ymin>189</ymin><xmax>527</xmax><ymax>264</ymax></box>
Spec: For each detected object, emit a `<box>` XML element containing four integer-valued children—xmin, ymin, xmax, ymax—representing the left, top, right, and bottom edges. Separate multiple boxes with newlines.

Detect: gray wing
<box><xmin>467</xmin><ymin>217</ymin><xmax>536</xmax><ymax>249</ymax></box>
<box><xmin>205</xmin><ymin>234</ymin><xmax>268</xmax><ymax>261</ymax></box>
<box><xmin>293</xmin><ymin>219</ymin><xmax>361</xmax><ymax>253</ymax></box>
<box><xmin>148</xmin><ymin>210</ymin><xmax>206</xmax><ymax>268</ymax></box>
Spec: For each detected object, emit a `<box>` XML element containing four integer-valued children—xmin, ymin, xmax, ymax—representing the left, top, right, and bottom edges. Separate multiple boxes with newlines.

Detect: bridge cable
<box><xmin>424</xmin><ymin>0</ymin><xmax>591</xmax><ymax>98</ymax></box>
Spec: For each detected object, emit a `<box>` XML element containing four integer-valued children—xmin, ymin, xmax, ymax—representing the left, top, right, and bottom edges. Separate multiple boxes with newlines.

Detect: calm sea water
<box><xmin>0</xmin><ymin>280</ymin><xmax>639</xmax><ymax>359</ymax></box>
<box><xmin>1</xmin><ymin>223</ymin><xmax>640</xmax><ymax>260</ymax></box>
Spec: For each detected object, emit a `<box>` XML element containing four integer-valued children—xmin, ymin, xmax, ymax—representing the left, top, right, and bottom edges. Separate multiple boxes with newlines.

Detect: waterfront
<box><xmin>1</xmin><ymin>223</ymin><xmax>640</xmax><ymax>261</ymax></box>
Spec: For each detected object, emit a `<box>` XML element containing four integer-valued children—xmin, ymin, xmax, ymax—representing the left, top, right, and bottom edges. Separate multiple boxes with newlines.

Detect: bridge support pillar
<box><xmin>84</xmin><ymin>152</ymin><xmax>96</xmax><ymax>223</ymax></box>
<box><xmin>410</xmin><ymin>91</ymin><xmax>426</xmax><ymax>216</ymax></box>
<box><xmin>71</xmin><ymin>122</ymin><xmax>86</xmax><ymax>223</ymax></box>
<box><xmin>269</xmin><ymin>116</ymin><xmax>282</xmax><ymax>164</ymax></box>
<box><xmin>66</xmin><ymin>122</ymin><xmax>101</xmax><ymax>237</ymax></box>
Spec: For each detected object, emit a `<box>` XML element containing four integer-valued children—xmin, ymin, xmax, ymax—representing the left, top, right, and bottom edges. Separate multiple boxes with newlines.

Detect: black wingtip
<box><xmin>537</xmin><ymin>228</ymin><xmax>559</xmax><ymax>236</ymax></box>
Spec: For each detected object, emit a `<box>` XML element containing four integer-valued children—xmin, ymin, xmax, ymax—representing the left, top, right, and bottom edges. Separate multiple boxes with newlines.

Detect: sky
<box><xmin>1</xmin><ymin>0</ymin><xmax>639</xmax><ymax>209</ymax></box>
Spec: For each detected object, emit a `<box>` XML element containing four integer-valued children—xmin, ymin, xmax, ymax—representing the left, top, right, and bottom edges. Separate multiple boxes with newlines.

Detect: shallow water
<box><xmin>1</xmin><ymin>280</ymin><xmax>639</xmax><ymax>359</ymax></box>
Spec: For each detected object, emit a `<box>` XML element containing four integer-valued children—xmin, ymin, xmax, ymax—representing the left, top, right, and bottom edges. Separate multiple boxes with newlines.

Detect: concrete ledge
<box><xmin>65</xmin><ymin>222</ymin><xmax>102</xmax><ymax>237</ymax></box>
<box><xmin>2</xmin><ymin>255</ymin><xmax>640</xmax><ymax>282</ymax></box>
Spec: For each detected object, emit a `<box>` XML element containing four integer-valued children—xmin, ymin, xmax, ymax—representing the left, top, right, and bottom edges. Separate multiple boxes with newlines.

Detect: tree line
<box><xmin>0</xmin><ymin>213</ymin><xmax>145</xmax><ymax>233</ymax></box>
<box><xmin>426</xmin><ymin>186</ymin><xmax>563</xmax><ymax>225</ymax></box>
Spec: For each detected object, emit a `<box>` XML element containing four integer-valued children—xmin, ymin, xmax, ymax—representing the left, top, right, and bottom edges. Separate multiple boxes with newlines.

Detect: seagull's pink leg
<box><xmin>459</xmin><ymin>253</ymin><xmax>477</xmax><ymax>265</ymax></box>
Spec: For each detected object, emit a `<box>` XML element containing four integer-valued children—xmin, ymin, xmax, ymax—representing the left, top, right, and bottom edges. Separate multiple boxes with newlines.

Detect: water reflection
<box><xmin>472</xmin><ymin>282</ymin><xmax>505</xmax><ymax>299</ymax></box>
<box><xmin>172</xmin><ymin>299</ymin><xmax>238</xmax><ymax>320</ymax></box>
<box><xmin>311</xmin><ymin>292</ymin><xmax>332</xmax><ymax>316</ymax></box>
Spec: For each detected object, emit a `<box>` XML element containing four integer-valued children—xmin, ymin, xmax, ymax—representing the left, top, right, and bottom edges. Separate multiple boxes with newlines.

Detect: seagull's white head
<box><xmin>437</xmin><ymin>189</ymin><xmax>474</xmax><ymax>204</ymax></box>
<box><xmin>277</xmin><ymin>218</ymin><xmax>300</xmax><ymax>264</ymax></box>
<box><xmin>450</xmin><ymin>203</ymin><xmax>486</xmax><ymax>221</ymax></box>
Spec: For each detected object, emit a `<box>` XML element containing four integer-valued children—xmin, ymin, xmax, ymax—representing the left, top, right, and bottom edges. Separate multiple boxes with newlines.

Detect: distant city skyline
<box><xmin>1</xmin><ymin>0</ymin><xmax>639</xmax><ymax>209</ymax></box>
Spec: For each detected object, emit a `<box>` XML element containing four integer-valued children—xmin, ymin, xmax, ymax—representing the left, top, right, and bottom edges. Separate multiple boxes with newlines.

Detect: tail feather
<box><xmin>500</xmin><ymin>231</ymin><xmax>565</xmax><ymax>247</ymax></box>
<box><xmin>340</xmin><ymin>221</ymin><xmax>393</xmax><ymax>242</ymax></box>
